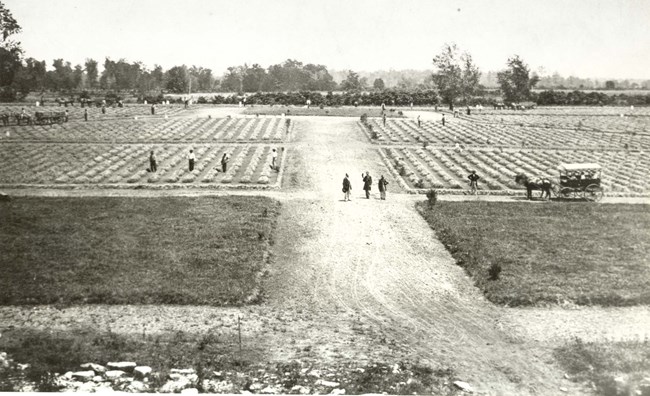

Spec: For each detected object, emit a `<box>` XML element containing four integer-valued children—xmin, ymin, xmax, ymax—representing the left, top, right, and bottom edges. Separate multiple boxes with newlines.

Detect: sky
<box><xmin>4</xmin><ymin>0</ymin><xmax>650</xmax><ymax>79</ymax></box>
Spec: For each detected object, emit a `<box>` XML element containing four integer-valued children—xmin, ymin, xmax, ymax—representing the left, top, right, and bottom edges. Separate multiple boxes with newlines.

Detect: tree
<box><xmin>340</xmin><ymin>70</ymin><xmax>363</xmax><ymax>91</ymax></box>
<box><xmin>373</xmin><ymin>78</ymin><xmax>385</xmax><ymax>90</ymax></box>
<box><xmin>165</xmin><ymin>65</ymin><xmax>189</xmax><ymax>93</ymax></box>
<box><xmin>242</xmin><ymin>63</ymin><xmax>266</xmax><ymax>92</ymax></box>
<box><xmin>605</xmin><ymin>80</ymin><xmax>616</xmax><ymax>90</ymax></box>
<box><xmin>0</xmin><ymin>1</ymin><xmax>23</xmax><ymax>99</ymax></box>
<box><xmin>432</xmin><ymin>43</ymin><xmax>480</xmax><ymax>109</ymax></box>
<box><xmin>497</xmin><ymin>55</ymin><xmax>539</xmax><ymax>104</ymax></box>
<box><xmin>84</xmin><ymin>58</ymin><xmax>98</xmax><ymax>89</ymax></box>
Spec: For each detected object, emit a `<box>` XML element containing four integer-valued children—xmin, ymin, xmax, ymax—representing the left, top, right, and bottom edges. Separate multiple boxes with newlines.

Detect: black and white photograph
<box><xmin>0</xmin><ymin>0</ymin><xmax>649</xmax><ymax>394</ymax></box>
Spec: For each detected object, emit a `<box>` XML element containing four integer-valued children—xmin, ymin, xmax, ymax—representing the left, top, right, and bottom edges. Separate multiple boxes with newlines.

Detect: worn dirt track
<box><xmin>2</xmin><ymin>114</ymin><xmax>649</xmax><ymax>395</ymax></box>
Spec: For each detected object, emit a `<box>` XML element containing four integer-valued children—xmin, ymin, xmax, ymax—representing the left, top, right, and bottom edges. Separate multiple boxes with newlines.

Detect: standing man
<box><xmin>417</xmin><ymin>115</ymin><xmax>421</xmax><ymax>128</ymax></box>
<box><xmin>188</xmin><ymin>149</ymin><xmax>195</xmax><ymax>172</ymax></box>
<box><xmin>149</xmin><ymin>150</ymin><xmax>157</xmax><ymax>172</ymax></box>
<box><xmin>342</xmin><ymin>174</ymin><xmax>352</xmax><ymax>201</ymax></box>
<box><xmin>442</xmin><ymin>114</ymin><xmax>446</xmax><ymax>126</ymax></box>
<box><xmin>151</xmin><ymin>103</ymin><xmax>156</xmax><ymax>115</ymax></box>
<box><xmin>468</xmin><ymin>170</ymin><xmax>480</xmax><ymax>194</ymax></box>
<box><xmin>382</xmin><ymin>113</ymin><xmax>386</xmax><ymax>127</ymax></box>
<box><xmin>378</xmin><ymin>175</ymin><xmax>389</xmax><ymax>200</ymax></box>
<box><xmin>362</xmin><ymin>171</ymin><xmax>373</xmax><ymax>199</ymax></box>
<box><xmin>101</xmin><ymin>104</ymin><xmax>106</xmax><ymax>114</ymax></box>
<box><xmin>221</xmin><ymin>153</ymin><xmax>229</xmax><ymax>173</ymax></box>
<box><xmin>84</xmin><ymin>108</ymin><xmax>88</xmax><ymax>122</ymax></box>
<box><xmin>271</xmin><ymin>148</ymin><xmax>278</xmax><ymax>170</ymax></box>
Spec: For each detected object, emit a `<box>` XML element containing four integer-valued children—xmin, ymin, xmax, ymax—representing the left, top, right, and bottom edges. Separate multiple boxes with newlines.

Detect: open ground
<box><xmin>1</xmin><ymin>106</ymin><xmax>649</xmax><ymax>395</ymax></box>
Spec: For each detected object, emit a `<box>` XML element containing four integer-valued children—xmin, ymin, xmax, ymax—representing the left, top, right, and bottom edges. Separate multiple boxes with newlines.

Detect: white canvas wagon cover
<box><xmin>557</xmin><ymin>163</ymin><xmax>602</xmax><ymax>171</ymax></box>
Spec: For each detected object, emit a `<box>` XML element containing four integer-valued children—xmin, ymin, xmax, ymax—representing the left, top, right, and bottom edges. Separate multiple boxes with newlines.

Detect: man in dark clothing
<box><xmin>468</xmin><ymin>170</ymin><xmax>480</xmax><ymax>194</ymax></box>
<box><xmin>378</xmin><ymin>175</ymin><xmax>389</xmax><ymax>200</ymax></box>
<box><xmin>362</xmin><ymin>172</ymin><xmax>373</xmax><ymax>199</ymax></box>
<box><xmin>221</xmin><ymin>153</ymin><xmax>229</xmax><ymax>173</ymax></box>
<box><xmin>342</xmin><ymin>174</ymin><xmax>352</xmax><ymax>201</ymax></box>
<box><xmin>442</xmin><ymin>114</ymin><xmax>446</xmax><ymax>126</ymax></box>
<box><xmin>84</xmin><ymin>108</ymin><xmax>88</xmax><ymax>122</ymax></box>
<box><xmin>149</xmin><ymin>150</ymin><xmax>157</xmax><ymax>172</ymax></box>
<box><xmin>382</xmin><ymin>113</ymin><xmax>386</xmax><ymax>127</ymax></box>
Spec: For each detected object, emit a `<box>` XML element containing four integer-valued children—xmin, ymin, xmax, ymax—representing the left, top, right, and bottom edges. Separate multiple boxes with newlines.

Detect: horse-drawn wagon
<box><xmin>34</xmin><ymin>111</ymin><xmax>67</xmax><ymax>125</ymax></box>
<box><xmin>515</xmin><ymin>162</ymin><xmax>604</xmax><ymax>201</ymax></box>
<box><xmin>553</xmin><ymin>163</ymin><xmax>604</xmax><ymax>201</ymax></box>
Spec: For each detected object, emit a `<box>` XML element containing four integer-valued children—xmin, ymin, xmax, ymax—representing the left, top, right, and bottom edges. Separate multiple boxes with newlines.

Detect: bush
<box><xmin>488</xmin><ymin>262</ymin><xmax>502</xmax><ymax>280</ymax></box>
<box><xmin>426</xmin><ymin>189</ymin><xmax>438</xmax><ymax>207</ymax></box>
<box><xmin>414</xmin><ymin>179</ymin><xmax>425</xmax><ymax>188</ymax></box>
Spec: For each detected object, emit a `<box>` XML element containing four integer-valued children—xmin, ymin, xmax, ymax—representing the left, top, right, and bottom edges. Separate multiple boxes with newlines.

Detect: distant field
<box><xmin>0</xmin><ymin>196</ymin><xmax>281</xmax><ymax>305</ymax></box>
<box><xmin>417</xmin><ymin>201</ymin><xmax>650</xmax><ymax>307</ymax></box>
<box><xmin>243</xmin><ymin>106</ymin><xmax>405</xmax><ymax>118</ymax></box>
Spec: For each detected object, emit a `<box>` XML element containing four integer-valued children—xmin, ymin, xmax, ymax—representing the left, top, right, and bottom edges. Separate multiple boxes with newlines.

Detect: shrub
<box><xmin>423</xmin><ymin>140</ymin><xmax>429</xmax><ymax>148</ymax></box>
<box><xmin>398</xmin><ymin>166</ymin><xmax>406</xmax><ymax>176</ymax></box>
<box><xmin>360</xmin><ymin>113</ymin><xmax>368</xmax><ymax>123</ymax></box>
<box><xmin>426</xmin><ymin>189</ymin><xmax>438</xmax><ymax>207</ymax></box>
<box><xmin>488</xmin><ymin>262</ymin><xmax>502</xmax><ymax>280</ymax></box>
<box><xmin>414</xmin><ymin>179</ymin><xmax>425</xmax><ymax>188</ymax></box>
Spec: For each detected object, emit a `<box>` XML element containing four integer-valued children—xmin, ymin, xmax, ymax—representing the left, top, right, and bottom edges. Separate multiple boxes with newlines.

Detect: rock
<box><xmin>71</xmin><ymin>370</ymin><xmax>95</xmax><ymax>381</ymax></box>
<box><xmin>181</xmin><ymin>388</ymin><xmax>199</xmax><ymax>394</ymax></box>
<box><xmin>105</xmin><ymin>370</ymin><xmax>126</xmax><ymax>379</ymax></box>
<box><xmin>169</xmin><ymin>373</ymin><xmax>184</xmax><ymax>381</ymax></box>
<box><xmin>331</xmin><ymin>388</ymin><xmax>346</xmax><ymax>395</ymax></box>
<box><xmin>213</xmin><ymin>371</ymin><xmax>223</xmax><ymax>378</ymax></box>
<box><xmin>291</xmin><ymin>385</ymin><xmax>311</xmax><ymax>394</ymax></box>
<box><xmin>317</xmin><ymin>380</ymin><xmax>340</xmax><ymax>388</ymax></box>
<box><xmin>161</xmin><ymin>377</ymin><xmax>191</xmax><ymax>393</ymax></box>
<box><xmin>92</xmin><ymin>375</ymin><xmax>104</xmax><ymax>383</ymax></box>
<box><xmin>261</xmin><ymin>385</ymin><xmax>281</xmax><ymax>394</ymax></box>
<box><xmin>203</xmin><ymin>380</ymin><xmax>234</xmax><ymax>393</ymax></box>
<box><xmin>16</xmin><ymin>363</ymin><xmax>30</xmax><ymax>370</ymax></box>
<box><xmin>308</xmin><ymin>369</ymin><xmax>321</xmax><ymax>378</ymax></box>
<box><xmin>559</xmin><ymin>387</ymin><xmax>568</xmax><ymax>392</ymax></box>
<box><xmin>106</xmin><ymin>361</ymin><xmax>137</xmax><ymax>372</ymax></box>
<box><xmin>134</xmin><ymin>366</ymin><xmax>152</xmax><ymax>378</ymax></box>
<box><xmin>249</xmin><ymin>382</ymin><xmax>264</xmax><ymax>391</ymax></box>
<box><xmin>453</xmin><ymin>380</ymin><xmax>473</xmax><ymax>392</ymax></box>
<box><xmin>171</xmin><ymin>368</ymin><xmax>196</xmax><ymax>375</ymax></box>
<box><xmin>127</xmin><ymin>380</ymin><xmax>148</xmax><ymax>393</ymax></box>
<box><xmin>80</xmin><ymin>363</ymin><xmax>106</xmax><ymax>373</ymax></box>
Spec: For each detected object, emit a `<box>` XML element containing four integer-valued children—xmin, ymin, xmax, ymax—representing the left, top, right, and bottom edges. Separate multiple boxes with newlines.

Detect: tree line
<box><xmin>1</xmin><ymin>2</ymin><xmax>648</xmax><ymax>106</ymax></box>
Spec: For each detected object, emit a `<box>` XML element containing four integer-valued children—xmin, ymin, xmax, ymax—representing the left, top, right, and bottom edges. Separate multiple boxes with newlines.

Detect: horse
<box><xmin>515</xmin><ymin>174</ymin><xmax>553</xmax><ymax>200</ymax></box>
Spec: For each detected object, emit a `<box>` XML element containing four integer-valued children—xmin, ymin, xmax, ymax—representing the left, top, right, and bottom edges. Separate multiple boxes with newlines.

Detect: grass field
<box><xmin>243</xmin><ymin>106</ymin><xmax>405</xmax><ymax>118</ymax></box>
<box><xmin>416</xmin><ymin>201</ymin><xmax>650</xmax><ymax>306</ymax></box>
<box><xmin>554</xmin><ymin>338</ymin><xmax>650</xmax><ymax>395</ymax></box>
<box><xmin>0</xmin><ymin>196</ymin><xmax>280</xmax><ymax>305</ymax></box>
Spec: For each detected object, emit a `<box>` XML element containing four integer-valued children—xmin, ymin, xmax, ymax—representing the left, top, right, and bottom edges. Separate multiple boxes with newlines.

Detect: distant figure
<box><xmin>149</xmin><ymin>150</ymin><xmax>157</xmax><ymax>172</ymax></box>
<box><xmin>442</xmin><ymin>114</ymin><xmax>446</xmax><ymax>126</ymax></box>
<box><xmin>306</xmin><ymin>99</ymin><xmax>311</xmax><ymax>108</ymax></box>
<box><xmin>151</xmin><ymin>103</ymin><xmax>155</xmax><ymax>115</ymax></box>
<box><xmin>382</xmin><ymin>113</ymin><xmax>386</xmax><ymax>127</ymax></box>
<box><xmin>381</xmin><ymin>102</ymin><xmax>386</xmax><ymax>111</ymax></box>
<box><xmin>84</xmin><ymin>108</ymin><xmax>88</xmax><ymax>122</ymax></box>
<box><xmin>417</xmin><ymin>115</ymin><xmax>421</xmax><ymax>128</ymax></box>
<box><xmin>362</xmin><ymin>171</ymin><xmax>373</xmax><ymax>199</ymax></box>
<box><xmin>101</xmin><ymin>105</ymin><xmax>106</xmax><ymax>114</ymax></box>
<box><xmin>342</xmin><ymin>174</ymin><xmax>352</xmax><ymax>201</ymax></box>
<box><xmin>466</xmin><ymin>107</ymin><xmax>471</xmax><ymax>115</ymax></box>
<box><xmin>188</xmin><ymin>149</ymin><xmax>195</xmax><ymax>171</ymax></box>
<box><xmin>64</xmin><ymin>110</ymin><xmax>69</xmax><ymax>122</ymax></box>
<box><xmin>221</xmin><ymin>153</ymin><xmax>229</xmax><ymax>172</ymax></box>
<box><xmin>410</xmin><ymin>102</ymin><xmax>413</xmax><ymax>109</ymax></box>
<box><xmin>378</xmin><ymin>175</ymin><xmax>389</xmax><ymax>200</ymax></box>
<box><xmin>468</xmin><ymin>170</ymin><xmax>480</xmax><ymax>194</ymax></box>
<box><xmin>271</xmin><ymin>148</ymin><xmax>278</xmax><ymax>170</ymax></box>
<box><xmin>184</xmin><ymin>99</ymin><xmax>189</xmax><ymax>109</ymax></box>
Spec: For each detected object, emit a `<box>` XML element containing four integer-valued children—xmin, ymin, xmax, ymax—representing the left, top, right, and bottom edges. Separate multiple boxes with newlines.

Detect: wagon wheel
<box><xmin>560</xmin><ymin>187</ymin><xmax>574</xmax><ymax>199</ymax></box>
<box><xmin>584</xmin><ymin>184</ymin><xmax>604</xmax><ymax>202</ymax></box>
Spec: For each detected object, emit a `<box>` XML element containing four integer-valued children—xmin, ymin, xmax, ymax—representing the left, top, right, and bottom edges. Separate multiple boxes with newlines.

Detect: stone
<box><xmin>105</xmin><ymin>370</ymin><xmax>126</xmax><ymax>379</ymax></box>
<box><xmin>317</xmin><ymin>380</ymin><xmax>340</xmax><ymax>388</ymax></box>
<box><xmin>106</xmin><ymin>361</ymin><xmax>137</xmax><ymax>372</ymax></box>
<box><xmin>181</xmin><ymin>387</ymin><xmax>199</xmax><ymax>394</ymax></box>
<box><xmin>308</xmin><ymin>369</ymin><xmax>321</xmax><ymax>378</ymax></box>
<box><xmin>559</xmin><ymin>387</ymin><xmax>568</xmax><ymax>392</ymax></box>
<box><xmin>453</xmin><ymin>381</ymin><xmax>473</xmax><ymax>392</ymax></box>
<box><xmin>291</xmin><ymin>385</ymin><xmax>311</xmax><ymax>394</ymax></box>
<box><xmin>80</xmin><ymin>363</ymin><xmax>106</xmax><ymax>374</ymax></box>
<box><xmin>331</xmin><ymin>388</ymin><xmax>346</xmax><ymax>395</ymax></box>
<box><xmin>161</xmin><ymin>377</ymin><xmax>192</xmax><ymax>393</ymax></box>
<box><xmin>92</xmin><ymin>376</ymin><xmax>104</xmax><ymax>383</ymax></box>
<box><xmin>171</xmin><ymin>368</ymin><xmax>196</xmax><ymax>375</ymax></box>
<box><xmin>71</xmin><ymin>370</ymin><xmax>95</xmax><ymax>381</ymax></box>
<box><xmin>134</xmin><ymin>366</ymin><xmax>152</xmax><ymax>378</ymax></box>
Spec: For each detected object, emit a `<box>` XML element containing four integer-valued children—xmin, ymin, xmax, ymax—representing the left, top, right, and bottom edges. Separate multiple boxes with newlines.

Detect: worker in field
<box><xmin>342</xmin><ymin>174</ymin><xmax>352</xmax><ymax>201</ymax></box>
<box><xmin>271</xmin><ymin>148</ymin><xmax>278</xmax><ymax>170</ymax></box>
<box><xmin>362</xmin><ymin>171</ymin><xmax>373</xmax><ymax>199</ymax></box>
<box><xmin>378</xmin><ymin>175</ymin><xmax>389</xmax><ymax>200</ymax></box>
<box><xmin>187</xmin><ymin>149</ymin><xmax>195</xmax><ymax>171</ymax></box>
<box><xmin>149</xmin><ymin>150</ymin><xmax>157</xmax><ymax>172</ymax></box>
<box><xmin>84</xmin><ymin>108</ymin><xmax>88</xmax><ymax>122</ymax></box>
<box><xmin>467</xmin><ymin>170</ymin><xmax>480</xmax><ymax>194</ymax></box>
<box><xmin>221</xmin><ymin>153</ymin><xmax>229</xmax><ymax>173</ymax></box>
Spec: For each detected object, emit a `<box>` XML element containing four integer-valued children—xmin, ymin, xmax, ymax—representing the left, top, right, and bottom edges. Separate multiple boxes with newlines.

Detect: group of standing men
<box><xmin>342</xmin><ymin>172</ymin><xmax>389</xmax><ymax>201</ymax></box>
<box><xmin>148</xmin><ymin>148</ymin><xmax>278</xmax><ymax>174</ymax></box>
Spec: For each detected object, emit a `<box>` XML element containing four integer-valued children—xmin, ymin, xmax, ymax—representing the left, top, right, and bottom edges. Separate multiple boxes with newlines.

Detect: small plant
<box><xmin>398</xmin><ymin>165</ymin><xmax>406</xmax><ymax>176</ymax></box>
<box><xmin>488</xmin><ymin>262</ymin><xmax>502</xmax><ymax>280</ymax></box>
<box><xmin>360</xmin><ymin>113</ymin><xmax>368</xmax><ymax>123</ymax></box>
<box><xmin>423</xmin><ymin>140</ymin><xmax>429</xmax><ymax>148</ymax></box>
<box><xmin>426</xmin><ymin>188</ymin><xmax>437</xmax><ymax>207</ymax></box>
<box><xmin>319</xmin><ymin>104</ymin><xmax>324</xmax><ymax>109</ymax></box>
<box><xmin>397</xmin><ymin>110</ymin><xmax>403</xmax><ymax>116</ymax></box>
<box><xmin>414</xmin><ymin>179</ymin><xmax>425</xmax><ymax>189</ymax></box>
<box><xmin>370</xmin><ymin>130</ymin><xmax>378</xmax><ymax>139</ymax></box>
